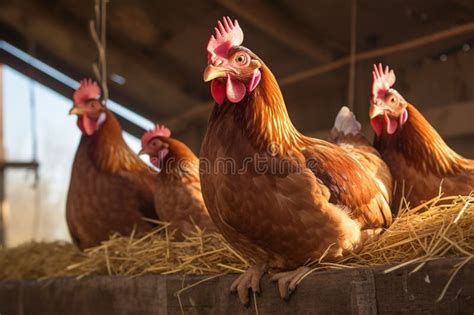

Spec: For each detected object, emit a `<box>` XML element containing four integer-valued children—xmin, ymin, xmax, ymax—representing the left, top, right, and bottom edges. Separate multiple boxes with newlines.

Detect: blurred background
<box><xmin>0</xmin><ymin>0</ymin><xmax>472</xmax><ymax>247</ymax></box>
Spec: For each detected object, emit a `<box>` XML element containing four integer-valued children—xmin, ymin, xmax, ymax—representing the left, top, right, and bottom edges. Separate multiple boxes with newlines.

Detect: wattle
<box><xmin>226</xmin><ymin>75</ymin><xmax>246</xmax><ymax>103</ymax></box>
<box><xmin>370</xmin><ymin>116</ymin><xmax>384</xmax><ymax>137</ymax></box>
<box><xmin>83</xmin><ymin>116</ymin><xmax>99</xmax><ymax>136</ymax></box>
<box><xmin>210</xmin><ymin>75</ymin><xmax>247</xmax><ymax>105</ymax></box>
<box><xmin>211</xmin><ymin>80</ymin><xmax>226</xmax><ymax>105</ymax></box>
<box><xmin>371</xmin><ymin>109</ymin><xmax>409</xmax><ymax>137</ymax></box>
<box><xmin>77</xmin><ymin>116</ymin><xmax>99</xmax><ymax>136</ymax></box>
<box><xmin>384</xmin><ymin>112</ymin><xmax>398</xmax><ymax>135</ymax></box>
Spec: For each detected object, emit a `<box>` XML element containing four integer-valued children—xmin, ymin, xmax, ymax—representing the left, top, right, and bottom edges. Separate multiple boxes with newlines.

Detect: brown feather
<box><xmin>154</xmin><ymin>137</ymin><xmax>216</xmax><ymax>239</ymax></box>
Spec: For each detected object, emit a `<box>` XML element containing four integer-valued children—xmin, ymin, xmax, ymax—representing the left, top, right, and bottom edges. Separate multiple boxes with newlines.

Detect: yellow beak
<box><xmin>369</xmin><ymin>105</ymin><xmax>385</xmax><ymax>119</ymax></box>
<box><xmin>69</xmin><ymin>106</ymin><xmax>85</xmax><ymax>116</ymax></box>
<box><xmin>203</xmin><ymin>65</ymin><xmax>227</xmax><ymax>82</ymax></box>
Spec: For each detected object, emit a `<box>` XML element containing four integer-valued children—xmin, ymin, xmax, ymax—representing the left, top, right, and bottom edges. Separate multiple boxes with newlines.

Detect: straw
<box><xmin>0</xmin><ymin>195</ymin><xmax>472</xmax><ymax>289</ymax></box>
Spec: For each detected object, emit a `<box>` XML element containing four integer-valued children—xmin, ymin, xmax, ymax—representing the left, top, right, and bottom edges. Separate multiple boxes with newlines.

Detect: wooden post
<box><xmin>0</xmin><ymin>64</ymin><xmax>5</xmax><ymax>246</ymax></box>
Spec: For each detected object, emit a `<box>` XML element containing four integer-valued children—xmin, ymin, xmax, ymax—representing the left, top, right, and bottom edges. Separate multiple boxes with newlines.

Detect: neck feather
<box><xmin>161</xmin><ymin>138</ymin><xmax>199</xmax><ymax>180</ymax></box>
<box><xmin>376</xmin><ymin>104</ymin><xmax>465</xmax><ymax>175</ymax></box>
<box><xmin>85</xmin><ymin>110</ymin><xmax>149</xmax><ymax>173</ymax></box>
<box><xmin>210</xmin><ymin>64</ymin><xmax>303</xmax><ymax>154</ymax></box>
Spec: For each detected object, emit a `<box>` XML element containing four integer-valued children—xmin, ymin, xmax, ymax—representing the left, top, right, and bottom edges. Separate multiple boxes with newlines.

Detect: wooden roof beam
<box><xmin>0</xmin><ymin>48</ymin><xmax>146</xmax><ymax>139</ymax></box>
<box><xmin>215</xmin><ymin>0</ymin><xmax>333</xmax><ymax>63</ymax></box>
<box><xmin>0</xmin><ymin>0</ymin><xmax>201</xmax><ymax>120</ymax></box>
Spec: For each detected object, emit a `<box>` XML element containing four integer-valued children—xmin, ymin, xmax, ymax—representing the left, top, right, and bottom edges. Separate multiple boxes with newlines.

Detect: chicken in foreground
<box><xmin>369</xmin><ymin>64</ymin><xmax>474</xmax><ymax>210</ymax></box>
<box><xmin>200</xmin><ymin>17</ymin><xmax>393</xmax><ymax>304</ymax></box>
<box><xmin>66</xmin><ymin>79</ymin><xmax>158</xmax><ymax>250</ymax></box>
<box><xmin>139</xmin><ymin>125</ymin><xmax>216</xmax><ymax>239</ymax></box>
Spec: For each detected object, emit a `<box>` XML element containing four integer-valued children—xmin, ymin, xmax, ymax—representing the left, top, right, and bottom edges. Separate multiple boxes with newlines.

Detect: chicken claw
<box><xmin>270</xmin><ymin>266</ymin><xmax>311</xmax><ymax>300</ymax></box>
<box><xmin>230</xmin><ymin>264</ymin><xmax>267</xmax><ymax>306</ymax></box>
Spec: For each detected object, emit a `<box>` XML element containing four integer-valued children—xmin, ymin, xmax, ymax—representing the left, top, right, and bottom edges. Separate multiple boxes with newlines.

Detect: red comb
<box><xmin>73</xmin><ymin>79</ymin><xmax>101</xmax><ymax>105</ymax></box>
<box><xmin>207</xmin><ymin>16</ymin><xmax>243</xmax><ymax>63</ymax></box>
<box><xmin>372</xmin><ymin>63</ymin><xmax>396</xmax><ymax>104</ymax></box>
<box><xmin>141</xmin><ymin>124</ymin><xmax>171</xmax><ymax>148</ymax></box>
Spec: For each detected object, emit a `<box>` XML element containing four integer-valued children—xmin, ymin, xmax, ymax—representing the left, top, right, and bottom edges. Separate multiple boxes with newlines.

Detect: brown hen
<box><xmin>200</xmin><ymin>17</ymin><xmax>393</xmax><ymax>303</ymax></box>
<box><xmin>140</xmin><ymin>125</ymin><xmax>216</xmax><ymax>240</ymax></box>
<box><xmin>369</xmin><ymin>64</ymin><xmax>474</xmax><ymax>211</ymax></box>
<box><xmin>66</xmin><ymin>79</ymin><xmax>157</xmax><ymax>250</ymax></box>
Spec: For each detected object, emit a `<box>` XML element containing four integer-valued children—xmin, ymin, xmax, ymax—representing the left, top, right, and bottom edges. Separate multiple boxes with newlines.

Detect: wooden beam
<box><xmin>53</xmin><ymin>1</ymin><xmax>210</xmax><ymax>103</ymax></box>
<box><xmin>0</xmin><ymin>21</ymin><xmax>157</xmax><ymax>122</ymax></box>
<box><xmin>161</xmin><ymin>21</ymin><xmax>474</xmax><ymax>131</ymax></box>
<box><xmin>215</xmin><ymin>0</ymin><xmax>333</xmax><ymax>63</ymax></box>
<box><xmin>0</xmin><ymin>258</ymin><xmax>471</xmax><ymax>313</ymax></box>
<box><xmin>0</xmin><ymin>49</ymin><xmax>146</xmax><ymax>139</ymax></box>
<box><xmin>0</xmin><ymin>0</ymin><xmax>200</xmax><ymax>120</ymax></box>
<box><xmin>0</xmin><ymin>161</ymin><xmax>39</xmax><ymax>170</ymax></box>
<box><xmin>280</xmin><ymin>22</ymin><xmax>474</xmax><ymax>86</ymax></box>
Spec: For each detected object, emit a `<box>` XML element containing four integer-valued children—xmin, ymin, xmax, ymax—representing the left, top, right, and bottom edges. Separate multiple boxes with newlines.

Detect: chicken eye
<box><xmin>389</xmin><ymin>95</ymin><xmax>397</xmax><ymax>104</ymax></box>
<box><xmin>235</xmin><ymin>54</ymin><xmax>247</xmax><ymax>65</ymax></box>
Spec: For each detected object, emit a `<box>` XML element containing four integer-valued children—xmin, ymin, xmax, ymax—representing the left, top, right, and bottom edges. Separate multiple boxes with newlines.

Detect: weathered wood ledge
<box><xmin>0</xmin><ymin>257</ymin><xmax>472</xmax><ymax>314</ymax></box>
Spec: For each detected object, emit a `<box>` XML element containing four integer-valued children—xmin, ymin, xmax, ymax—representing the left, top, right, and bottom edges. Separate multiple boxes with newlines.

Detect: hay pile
<box><xmin>0</xmin><ymin>194</ymin><xmax>472</xmax><ymax>281</ymax></box>
<box><xmin>0</xmin><ymin>222</ymin><xmax>251</xmax><ymax>280</ymax></box>
<box><xmin>0</xmin><ymin>241</ymin><xmax>84</xmax><ymax>280</ymax></box>
<box><xmin>309</xmin><ymin>194</ymin><xmax>473</xmax><ymax>272</ymax></box>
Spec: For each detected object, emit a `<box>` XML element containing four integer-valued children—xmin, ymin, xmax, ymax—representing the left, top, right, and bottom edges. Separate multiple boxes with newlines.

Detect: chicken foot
<box><xmin>270</xmin><ymin>266</ymin><xmax>311</xmax><ymax>300</ymax></box>
<box><xmin>230</xmin><ymin>263</ymin><xmax>267</xmax><ymax>306</ymax></box>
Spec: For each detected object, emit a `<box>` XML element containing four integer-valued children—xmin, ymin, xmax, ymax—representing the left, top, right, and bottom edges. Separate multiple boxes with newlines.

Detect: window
<box><xmin>2</xmin><ymin>66</ymin><xmax>148</xmax><ymax>246</ymax></box>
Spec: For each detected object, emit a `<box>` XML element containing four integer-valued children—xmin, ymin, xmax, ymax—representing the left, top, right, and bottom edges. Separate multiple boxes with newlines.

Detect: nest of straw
<box><xmin>0</xmin><ymin>194</ymin><xmax>472</xmax><ymax>281</ymax></box>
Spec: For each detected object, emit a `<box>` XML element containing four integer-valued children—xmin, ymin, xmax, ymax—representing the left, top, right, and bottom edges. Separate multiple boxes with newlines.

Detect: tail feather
<box><xmin>328</xmin><ymin>106</ymin><xmax>366</xmax><ymax>144</ymax></box>
<box><xmin>334</xmin><ymin>106</ymin><xmax>361</xmax><ymax>136</ymax></box>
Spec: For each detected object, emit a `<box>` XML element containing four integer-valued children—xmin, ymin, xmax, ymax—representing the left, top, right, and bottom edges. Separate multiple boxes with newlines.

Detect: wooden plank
<box><xmin>350</xmin><ymin>269</ymin><xmax>378</xmax><ymax>315</ymax></box>
<box><xmin>0</xmin><ymin>258</ymin><xmax>472</xmax><ymax>314</ymax></box>
<box><xmin>373</xmin><ymin>259</ymin><xmax>474</xmax><ymax>314</ymax></box>
<box><xmin>1</xmin><ymin>275</ymin><xmax>168</xmax><ymax>315</ymax></box>
<box><xmin>166</xmin><ymin>269</ymin><xmax>361</xmax><ymax>314</ymax></box>
<box><xmin>0</xmin><ymin>161</ymin><xmax>39</xmax><ymax>170</ymax></box>
<box><xmin>0</xmin><ymin>280</ymin><xmax>20</xmax><ymax>314</ymax></box>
